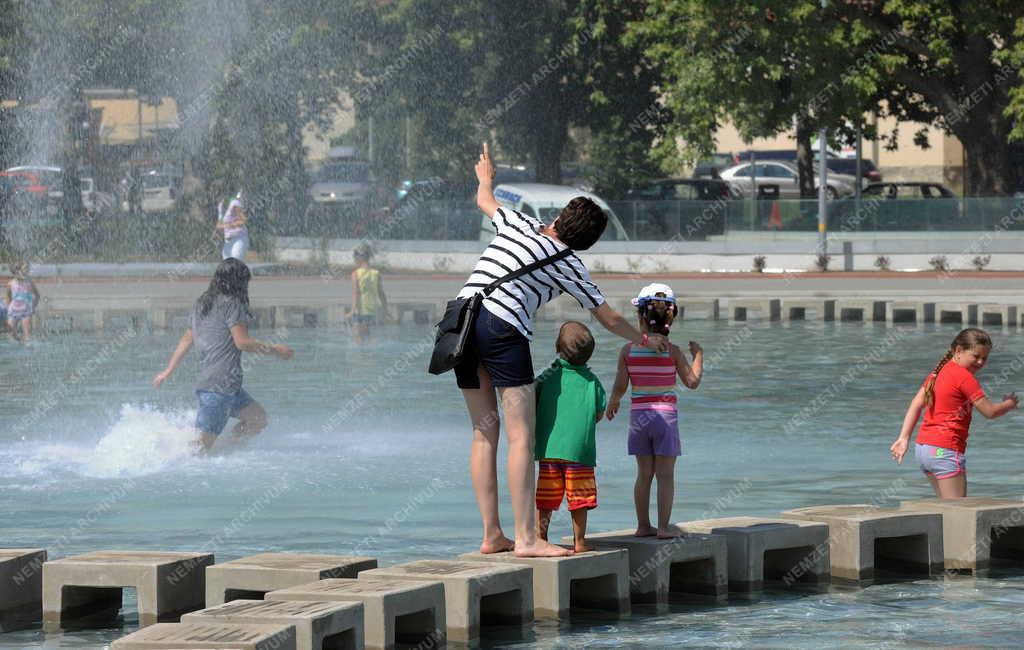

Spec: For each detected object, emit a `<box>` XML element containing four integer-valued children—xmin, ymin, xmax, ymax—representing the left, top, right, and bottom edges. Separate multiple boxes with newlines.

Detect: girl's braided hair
<box><xmin>924</xmin><ymin>328</ymin><xmax>992</xmax><ymax>407</ymax></box>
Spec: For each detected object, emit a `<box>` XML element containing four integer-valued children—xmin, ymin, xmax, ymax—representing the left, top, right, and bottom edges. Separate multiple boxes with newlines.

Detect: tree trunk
<box><xmin>958</xmin><ymin>116</ymin><xmax>1013</xmax><ymax>196</ymax></box>
<box><xmin>795</xmin><ymin>118</ymin><xmax>816</xmax><ymax>198</ymax></box>
<box><xmin>58</xmin><ymin>93</ymin><xmax>84</xmax><ymax>232</ymax></box>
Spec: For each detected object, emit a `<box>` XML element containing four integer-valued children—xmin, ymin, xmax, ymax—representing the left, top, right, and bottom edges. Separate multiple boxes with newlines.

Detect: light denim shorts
<box><xmin>195</xmin><ymin>388</ymin><xmax>255</xmax><ymax>435</ymax></box>
<box><xmin>915</xmin><ymin>443</ymin><xmax>966</xmax><ymax>480</ymax></box>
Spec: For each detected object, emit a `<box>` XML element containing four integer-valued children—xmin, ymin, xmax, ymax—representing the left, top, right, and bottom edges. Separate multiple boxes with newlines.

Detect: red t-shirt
<box><xmin>916</xmin><ymin>361</ymin><xmax>985</xmax><ymax>453</ymax></box>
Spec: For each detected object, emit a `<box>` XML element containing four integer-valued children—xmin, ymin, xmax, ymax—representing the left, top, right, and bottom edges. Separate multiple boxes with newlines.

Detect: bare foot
<box><xmin>634</xmin><ymin>525</ymin><xmax>657</xmax><ymax>537</ymax></box>
<box><xmin>574</xmin><ymin>543</ymin><xmax>595</xmax><ymax>553</ymax></box>
<box><xmin>657</xmin><ymin>526</ymin><xmax>681</xmax><ymax>539</ymax></box>
<box><xmin>480</xmin><ymin>535</ymin><xmax>515</xmax><ymax>554</ymax></box>
<box><xmin>514</xmin><ymin>539</ymin><xmax>574</xmax><ymax>558</ymax></box>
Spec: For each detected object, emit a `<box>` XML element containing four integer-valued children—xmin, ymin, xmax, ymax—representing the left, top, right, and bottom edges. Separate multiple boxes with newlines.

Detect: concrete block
<box><xmin>43</xmin><ymin>551</ymin><xmax>214</xmax><ymax>630</ymax></box>
<box><xmin>183</xmin><ymin>598</ymin><xmax>363</xmax><ymax>650</ymax></box>
<box><xmin>206</xmin><ymin>553</ymin><xmax>377</xmax><ymax>606</ymax></box>
<box><xmin>100</xmin><ymin>309</ymin><xmax>147</xmax><ymax>330</ymax></box>
<box><xmin>250</xmin><ymin>307</ymin><xmax>275</xmax><ymax>330</ymax></box>
<box><xmin>780</xmin><ymin>505</ymin><xmax>944</xmax><ymax>584</ymax></box>
<box><xmin>570</xmin><ymin>530</ymin><xmax>726</xmax><ymax>606</ymax></box>
<box><xmin>978</xmin><ymin>303</ymin><xmax>1017</xmax><ymax>328</ymax></box>
<box><xmin>41</xmin><ymin>312</ymin><xmax>74</xmax><ymax>333</ymax></box>
<box><xmin>728</xmin><ymin>298</ymin><xmax>780</xmax><ymax>321</ymax></box>
<box><xmin>0</xmin><ymin>549</ymin><xmax>46</xmax><ymax>631</ymax></box>
<box><xmin>458</xmin><ymin>549</ymin><xmax>630</xmax><ymax>620</ymax></box>
<box><xmin>268</xmin><ymin>577</ymin><xmax>445</xmax><ymax>650</ymax></box>
<box><xmin>935</xmin><ymin>302</ymin><xmax>978</xmax><ymax>325</ymax></box>
<box><xmin>836</xmin><ymin>299</ymin><xmax>885</xmax><ymax>322</ymax></box>
<box><xmin>675</xmin><ymin>517</ymin><xmax>829</xmax><ymax>593</ymax></box>
<box><xmin>781</xmin><ymin>299</ymin><xmax>835</xmax><ymax>322</ymax></box>
<box><xmin>394</xmin><ymin>302</ymin><xmax>437</xmax><ymax>325</ymax></box>
<box><xmin>679</xmin><ymin>299</ymin><xmax>720</xmax><ymax>321</ymax></box>
<box><xmin>111</xmin><ymin>621</ymin><xmax>296</xmax><ymax>649</ymax></box>
<box><xmin>362</xmin><ymin>560</ymin><xmax>532</xmax><ymax>643</ymax></box>
<box><xmin>899</xmin><ymin>498</ymin><xmax>1024</xmax><ymax>573</ymax></box>
<box><xmin>885</xmin><ymin>301</ymin><xmax>935</xmax><ymax>325</ymax></box>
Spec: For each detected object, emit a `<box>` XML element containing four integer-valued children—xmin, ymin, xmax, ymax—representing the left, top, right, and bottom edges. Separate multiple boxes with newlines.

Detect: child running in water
<box><xmin>349</xmin><ymin>242</ymin><xmax>388</xmax><ymax>344</ymax></box>
<box><xmin>607</xmin><ymin>283</ymin><xmax>702</xmax><ymax>537</ymax></box>
<box><xmin>217</xmin><ymin>195</ymin><xmax>249</xmax><ymax>261</ymax></box>
<box><xmin>6</xmin><ymin>262</ymin><xmax>39</xmax><ymax>344</ymax></box>
<box><xmin>535</xmin><ymin>322</ymin><xmax>606</xmax><ymax>552</ymax></box>
<box><xmin>890</xmin><ymin>328</ymin><xmax>1018</xmax><ymax>498</ymax></box>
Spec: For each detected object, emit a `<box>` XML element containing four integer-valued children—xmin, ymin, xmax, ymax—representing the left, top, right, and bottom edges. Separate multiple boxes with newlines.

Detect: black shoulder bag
<box><xmin>428</xmin><ymin>247</ymin><xmax>574</xmax><ymax>375</ymax></box>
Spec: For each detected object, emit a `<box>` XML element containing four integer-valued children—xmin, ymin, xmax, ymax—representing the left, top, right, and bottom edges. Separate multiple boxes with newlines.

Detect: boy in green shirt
<box><xmin>535</xmin><ymin>321</ymin><xmax>606</xmax><ymax>552</ymax></box>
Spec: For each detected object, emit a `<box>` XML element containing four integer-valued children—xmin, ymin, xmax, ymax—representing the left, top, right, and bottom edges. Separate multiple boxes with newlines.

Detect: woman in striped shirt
<box><xmin>457</xmin><ymin>144</ymin><xmax>668</xmax><ymax>558</ymax></box>
<box><xmin>606</xmin><ymin>283</ymin><xmax>703</xmax><ymax>538</ymax></box>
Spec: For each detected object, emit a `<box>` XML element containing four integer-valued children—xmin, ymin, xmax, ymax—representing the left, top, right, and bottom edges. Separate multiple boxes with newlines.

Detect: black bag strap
<box><xmin>481</xmin><ymin>247</ymin><xmax>574</xmax><ymax>296</ymax></box>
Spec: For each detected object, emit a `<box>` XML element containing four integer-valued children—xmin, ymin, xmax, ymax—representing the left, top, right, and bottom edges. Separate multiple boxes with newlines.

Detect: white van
<box><xmin>479</xmin><ymin>183</ymin><xmax>629</xmax><ymax>243</ymax></box>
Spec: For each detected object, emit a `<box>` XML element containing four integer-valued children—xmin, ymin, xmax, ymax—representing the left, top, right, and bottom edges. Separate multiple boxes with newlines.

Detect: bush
<box><xmin>928</xmin><ymin>255</ymin><xmax>949</xmax><ymax>272</ymax></box>
<box><xmin>972</xmin><ymin>255</ymin><xmax>991</xmax><ymax>271</ymax></box>
<box><xmin>874</xmin><ymin>255</ymin><xmax>891</xmax><ymax>271</ymax></box>
<box><xmin>752</xmin><ymin>255</ymin><xmax>766</xmax><ymax>273</ymax></box>
<box><xmin>814</xmin><ymin>253</ymin><xmax>830</xmax><ymax>272</ymax></box>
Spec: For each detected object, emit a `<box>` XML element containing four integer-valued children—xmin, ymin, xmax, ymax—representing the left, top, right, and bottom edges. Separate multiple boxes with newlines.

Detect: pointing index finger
<box><xmin>483</xmin><ymin>142</ymin><xmax>489</xmax><ymax>159</ymax></box>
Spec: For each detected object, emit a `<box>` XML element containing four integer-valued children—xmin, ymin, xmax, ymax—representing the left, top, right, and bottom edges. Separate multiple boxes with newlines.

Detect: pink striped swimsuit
<box><xmin>626</xmin><ymin>344</ymin><xmax>681</xmax><ymax>456</ymax></box>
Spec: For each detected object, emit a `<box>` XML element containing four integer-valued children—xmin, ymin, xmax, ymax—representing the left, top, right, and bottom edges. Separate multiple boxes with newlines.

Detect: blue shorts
<box><xmin>454</xmin><ymin>306</ymin><xmax>533</xmax><ymax>389</ymax></box>
<box><xmin>195</xmin><ymin>388</ymin><xmax>255</xmax><ymax>435</ymax></box>
<box><xmin>915</xmin><ymin>443</ymin><xmax>966</xmax><ymax>480</ymax></box>
<box><xmin>352</xmin><ymin>314</ymin><xmax>377</xmax><ymax>325</ymax></box>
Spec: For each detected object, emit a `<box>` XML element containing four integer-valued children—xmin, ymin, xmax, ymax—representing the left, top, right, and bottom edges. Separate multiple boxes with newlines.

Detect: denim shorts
<box><xmin>915</xmin><ymin>443</ymin><xmax>966</xmax><ymax>480</ymax></box>
<box><xmin>195</xmin><ymin>388</ymin><xmax>255</xmax><ymax>435</ymax></box>
<box><xmin>454</xmin><ymin>306</ymin><xmax>534</xmax><ymax>389</ymax></box>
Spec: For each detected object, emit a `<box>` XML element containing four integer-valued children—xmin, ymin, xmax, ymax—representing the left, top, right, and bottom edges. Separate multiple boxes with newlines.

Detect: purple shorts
<box><xmin>628</xmin><ymin>408</ymin><xmax>681</xmax><ymax>457</ymax></box>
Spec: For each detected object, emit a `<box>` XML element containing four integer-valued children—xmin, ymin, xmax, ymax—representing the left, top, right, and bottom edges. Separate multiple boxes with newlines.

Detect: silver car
<box><xmin>721</xmin><ymin>160</ymin><xmax>856</xmax><ymax>199</ymax></box>
<box><xmin>309</xmin><ymin>159</ymin><xmax>371</xmax><ymax>206</ymax></box>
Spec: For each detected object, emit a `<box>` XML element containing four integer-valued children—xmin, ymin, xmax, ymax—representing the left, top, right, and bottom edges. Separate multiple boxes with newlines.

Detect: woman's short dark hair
<box><xmin>554</xmin><ymin>197</ymin><xmax>607</xmax><ymax>250</ymax></box>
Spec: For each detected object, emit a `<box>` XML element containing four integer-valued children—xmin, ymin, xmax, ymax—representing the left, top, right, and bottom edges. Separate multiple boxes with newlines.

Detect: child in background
<box><xmin>6</xmin><ymin>261</ymin><xmax>39</xmax><ymax>344</ymax></box>
<box><xmin>890</xmin><ymin>328</ymin><xmax>1018</xmax><ymax>498</ymax></box>
<box><xmin>535</xmin><ymin>321</ymin><xmax>606</xmax><ymax>552</ymax></box>
<box><xmin>217</xmin><ymin>195</ymin><xmax>249</xmax><ymax>261</ymax></box>
<box><xmin>349</xmin><ymin>242</ymin><xmax>388</xmax><ymax>344</ymax></box>
<box><xmin>607</xmin><ymin>283</ymin><xmax>702</xmax><ymax>538</ymax></box>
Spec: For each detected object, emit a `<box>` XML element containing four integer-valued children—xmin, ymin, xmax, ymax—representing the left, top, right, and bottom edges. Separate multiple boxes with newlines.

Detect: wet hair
<box><xmin>10</xmin><ymin>261</ymin><xmax>28</xmax><ymax>278</ymax></box>
<box><xmin>353</xmin><ymin>242</ymin><xmax>372</xmax><ymax>262</ymax></box>
<box><xmin>554</xmin><ymin>197</ymin><xmax>607</xmax><ymax>250</ymax></box>
<box><xmin>636</xmin><ymin>293</ymin><xmax>677</xmax><ymax>336</ymax></box>
<box><xmin>556</xmin><ymin>321</ymin><xmax>595</xmax><ymax>366</ymax></box>
<box><xmin>196</xmin><ymin>258</ymin><xmax>252</xmax><ymax>318</ymax></box>
<box><xmin>924</xmin><ymin>328</ymin><xmax>992</xmax><ymax>407</ymax></box>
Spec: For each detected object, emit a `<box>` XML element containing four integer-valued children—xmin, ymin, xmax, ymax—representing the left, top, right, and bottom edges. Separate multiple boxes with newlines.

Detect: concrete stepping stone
<box><xmin>564</xmin><ymin>530</ymin><xmax>727</xmax><ymax>606</ymax></box>
<box><xmin>111</xmin><ymin>621</ymin><xmax>295</xmax><ymax>649</ymax></box>
<box><xmin>728</xmin><ymin>298</ymin><xmax>780</xmax><ymax>321</ymax></box>
<box><xmin>675</xmin><ymin>517</ymin><xmax>830</xmax><ymax>592</ymax></box>
<box><xmin>183</xmin><ymin>598</ymin><xmax>363</xmax><ymax>650</ymax></box>
<box><xmin>935</xmin><ymin>302</ymin><xmax>978</xmax><ymax>325</ymax></box>
<box><xmin>361</xmin><ymin>560</ymin><xmax>532</xmax><ymax>643</ymax></box>
<box><xmin>780</xmin><ymin>505</ymin><xmax>944</xmax><ymax>584</ymax></box>
<box><xmin>458</xmin><ymin>549</ymin><xmax>630</xmax><ymax>620</ymax></box>
<box><xmin>0</xmin><ymin>548</ymin><xmax>47</xmax><ymax>631</ymax></box>
<box><xmin>836</xmin><ymin>299</ymin><xmax>886</xmax><ymax>322</ymax></box>
<box><xmin>781</xmin><ymin>298</ymin><xmax>836</xmax><ymax>321</ymax></box>
<box><xmin>886</xmin><ymin>301</ymin><xmax>935</xmax><ymax>324</ymax></box>
<box><xmin>899</xmin><ymin>498</ymin><xmax>1024</xmax><ymax>574</ymax></box>
<box><xmin>978</xmin><ymin>303</ymin><xmax>1018</xmax><ymax>328</ymax></box>
<box><xmin>267</xmin><ymin>577</ymin><xmax>445</xmax><ymax>650</ymax></box>
<box><xmin>43</xmin><ymin>550</ymin><xmax>214</xmax><ymax>630</ymax></box>
<box><xmin>206</xmin><ymin>553</ymin><xmax>377</xmax><ymax>606</ymax></box>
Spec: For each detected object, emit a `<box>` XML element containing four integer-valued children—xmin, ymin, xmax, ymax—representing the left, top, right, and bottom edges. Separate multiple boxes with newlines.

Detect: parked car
<box><xmin>821</xmin><ymin>157</ymin><xmax>882</xmax><ymax>184</ymax></box>
<box><xmin>625</xmin><ymin>178</ymin><xmax>736</xmax><ymax>201</ymax></box>
<box><xmin>6</xmin><ymin>165</ymin><xmax>63</xmax><ymax>200</ymax></box>
<box><xmin>720</xmin><ymin>160</ymin><xmax>857</xmax><ymax>199</ymax></box>
<box><xmin>692</xmin><ymin>153</ymin><xmax>738</xmax><ymax>179</ymax></box>
<box><xmin>862</xmin><ymin>182</ymin><xmax>955</xmax><ymax>199</ymax></box>
<box><xmin>309</xmin><ymin>157</ymin><xmax>372</xmax><ymax>207</ymax></box>
<box><xmin>833</xmin><ymin>182</ymin><xmax>960</xmax><ymax>230</ymax></box>
<box><xmin>140</xmin><ymin>170</ymin><xmax>180</xmax><ymax>213</ymax></box>
<box><xmin>479</xmin><ymin>183</ymin><xmax>629</xmax><ymax>242</ymax></box>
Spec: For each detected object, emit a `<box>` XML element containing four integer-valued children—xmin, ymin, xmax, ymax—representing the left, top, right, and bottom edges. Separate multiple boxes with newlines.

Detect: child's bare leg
<box><xmin>20</xmin><ymin>318</ymin><xmax>30</xmax><ymax>343</ymax></box>
<box><xmin>231</xmin><ymin>402</ymin><xmax>268</xmax><ymax>440</ymax></box>
<box><xmin>570</xmin><ymin>508</ymin><xmax>593</xmax><ymax>552</ymax></box>
<box><xmin>193</xmin><ymin>431</ymin><xmax>218</xmax><ymax>454</ymax></box>
<box><xmin>463</xmin><ymin>367</ymin><xmax>513</xmax><ymax>553</ymax></box>
<box><xmin>931</xmin><ymin>473</ymin><xmax>967</xmax><ymax>498</ymax></box>
<box><xmin>537</xmin><ymin>509</ymin><xmax>553</xmax><ymax>541</ymax></box>
<box><xmin>634</xmin><ymin>455</ymin><xmax>656</xmax><ymax>536</ymax></box>
<box><xmin>500</xmin><ymin>385</ymin><xmax>571</xmax><ymax>557</ymax></box>
<box><xmin>654</xmin><ymin>455</ymin><xmax>678</xmax><ymax>537</ymax></box>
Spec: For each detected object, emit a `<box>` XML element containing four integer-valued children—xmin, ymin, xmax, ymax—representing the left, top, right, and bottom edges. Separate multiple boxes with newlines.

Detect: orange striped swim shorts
<box><xmin>536</xmin><ymin>459</ymin><xmax>597</xmax><ymax>511</ymax></box>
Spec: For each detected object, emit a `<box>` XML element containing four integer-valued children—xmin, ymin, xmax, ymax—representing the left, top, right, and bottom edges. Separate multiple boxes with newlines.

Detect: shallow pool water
<box><xmin>2</xmin><ymin>320</ymin><xmax>1024</xmax><ymax>647</ymax></box>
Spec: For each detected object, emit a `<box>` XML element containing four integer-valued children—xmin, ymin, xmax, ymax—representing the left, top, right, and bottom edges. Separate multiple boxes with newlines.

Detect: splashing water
<box><xmin>83</xmin><ymin>404</ymin><xmax>200</xmax><ymax>477</ymax></box>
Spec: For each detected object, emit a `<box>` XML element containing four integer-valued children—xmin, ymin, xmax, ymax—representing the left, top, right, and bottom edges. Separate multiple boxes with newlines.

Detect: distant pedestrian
<box><xmin>348</xmin><ymin>242</ymin><xmax>388</xmax><ymax>345</ymax></box>
<box><xmin>890</xmin><ymin>328</ymin><xmax>1018</xmax><ymax>497</ymax></box>
<box><xmin>217</xmin><ymin>195</ymin><xmax>249</xmax><ymax>261</ymax></box>
<box><xmin>5</xmin><ymin>261</ymin><xmax>39</xmax><ymax>344</ymax></box>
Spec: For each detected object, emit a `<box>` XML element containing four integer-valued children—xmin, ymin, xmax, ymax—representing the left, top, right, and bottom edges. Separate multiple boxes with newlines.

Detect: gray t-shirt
<box><xmin>190</xmin><ymin>294</ymin><xmax>250</xmax><ymax>394</ymax></box>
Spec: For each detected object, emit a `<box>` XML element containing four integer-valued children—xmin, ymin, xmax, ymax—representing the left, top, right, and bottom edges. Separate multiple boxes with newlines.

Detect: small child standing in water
<box><xmin>890</xmin><ymin>328</ymin><xmax>1018</xmax><ymax>498</ymax></box>
<box><xmin>349</xmin><ymin>242</ymin><xmax>388</xmax><ymax>344</ymax></box>
<box><xmin>535</xmin><ymin>321</ymin><xmax>606</xmax><ymax>552</ymax></box>
<box><xmin>6</xmin><ymin>262</ymin><xmax>39</xmax><ymax>344</ymax></box>
<box><xmin>607</xmin><ymin>283</ymin><xmax>702</xmax><ymax>538</ymax></box>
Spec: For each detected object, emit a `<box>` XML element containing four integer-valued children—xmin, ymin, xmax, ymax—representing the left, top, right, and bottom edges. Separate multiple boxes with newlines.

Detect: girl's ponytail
<box><xmin>924</xmin><ymin>328</ymin><xmax>993</xmax><ymax>407</ymax></box>
<box><xmin>923</xmin><ymin>350</ymin><xmax>953</xmax><ymax>408</ymax></box>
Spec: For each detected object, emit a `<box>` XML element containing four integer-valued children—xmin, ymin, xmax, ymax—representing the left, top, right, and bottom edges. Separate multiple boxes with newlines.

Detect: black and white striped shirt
<box><xmin>457</xmin><ymin>207</ymin><xmax>605</xmax><ymax>340</ymax></box>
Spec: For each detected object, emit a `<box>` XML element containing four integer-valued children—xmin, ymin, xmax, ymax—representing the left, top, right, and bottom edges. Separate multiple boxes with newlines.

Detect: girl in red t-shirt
<box><xmin>890</xmin><ymin>328</ymin><xmax>1018</xmax><ymax>497</ymax></box>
